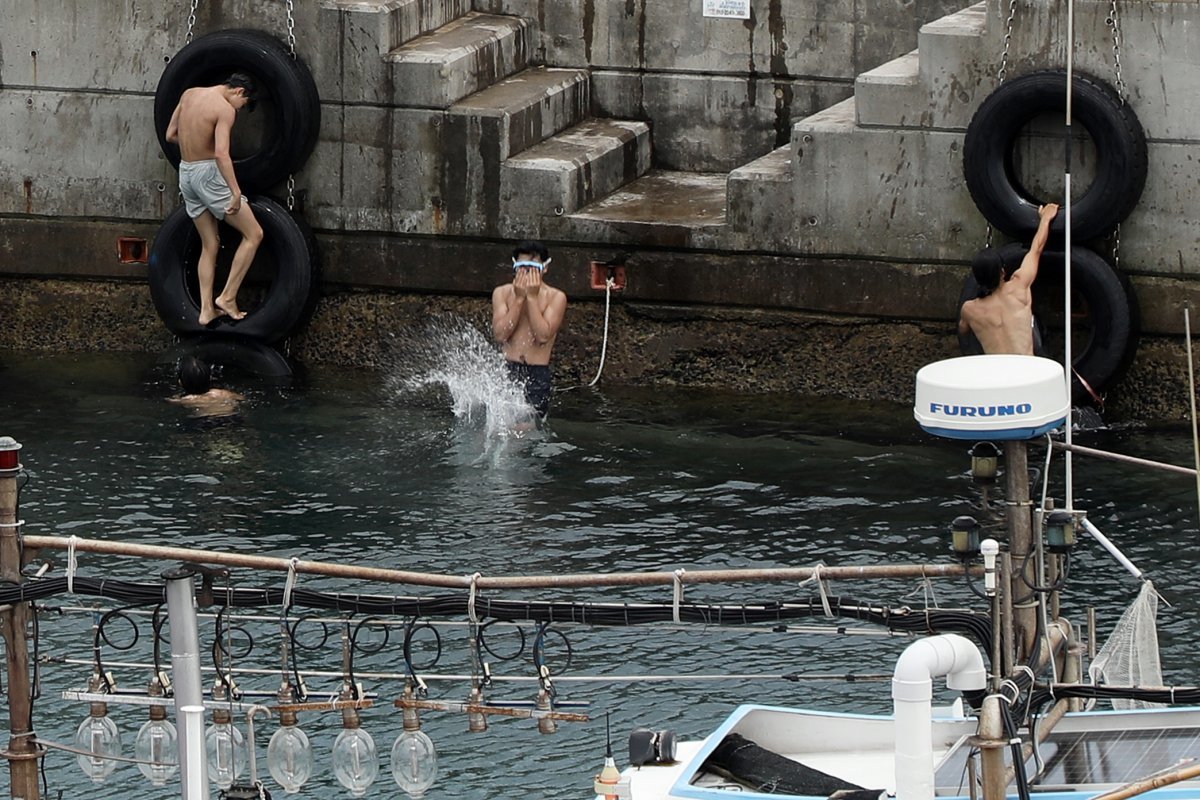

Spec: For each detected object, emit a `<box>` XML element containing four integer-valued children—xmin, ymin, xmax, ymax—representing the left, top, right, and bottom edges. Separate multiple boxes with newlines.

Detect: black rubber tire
<box><xmin>957</xmin><ymin>243</ymin><xmax>1137</xmax><ymax>406</ymax></box>
<box><xmin>154</xmin><ymin>29</ymin><xmax>321</xmax><ymax>193</ymax></box>
<box><xmin>148</xmin><ymin>195</ymin><xmax>317</xmax><ymax>343</ymax></box>
<box><xmin>963</xmin><ymin>70</ymin><xmax>1147</xmax><ymax>243</ymax></box>
<box><xmin>163</xmin><ymin>335</ymin><xmax>295</xmax><ymax>384</ymax></box>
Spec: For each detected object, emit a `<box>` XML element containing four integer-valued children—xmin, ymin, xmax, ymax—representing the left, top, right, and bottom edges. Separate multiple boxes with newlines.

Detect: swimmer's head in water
<box><xmin>179</xmin><ymin>355</ymin><xmax>212</xmax><ymax>395</ymax></box>
<box><xmin>970</xmin><ymin>246</ymin><xmax>1024</xmax><ymax>296</ymax></box>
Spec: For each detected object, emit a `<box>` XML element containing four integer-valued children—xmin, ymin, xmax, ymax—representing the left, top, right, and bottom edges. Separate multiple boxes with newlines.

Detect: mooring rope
<box><xmin>587</xmin><ymin>277</ymin><xmax>616</xmax><ymax>387</ymax></box>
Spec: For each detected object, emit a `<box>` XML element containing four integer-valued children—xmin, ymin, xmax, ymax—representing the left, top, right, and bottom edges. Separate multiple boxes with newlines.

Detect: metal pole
<box><xmin>165</xmin><ymin>569</ymin><xmax>209</xmax><ymax>800</ymax></box>
<box><xmin>22</xmin><ymin>534</ymin><xmax>976</xmax><ymax>589</ymax></box>
<box><xmin>1064</xmin><ymin>0</ymin><xmax>1076</xmax><ymax>512</ymax></box>
<box><xmin>1004</xmin><ymin>440</ymin><xmax>1037</xmax><ymax>661</ymax></box>
<box><xmin>1049</xmin><ymin>440</ymin><xmax>1197</xmax><ymax>477</ymax></box>
<box><xmin>0</xmin><ymin>437</ymin><xmax>39</xmax><ymax>799</ymax></box>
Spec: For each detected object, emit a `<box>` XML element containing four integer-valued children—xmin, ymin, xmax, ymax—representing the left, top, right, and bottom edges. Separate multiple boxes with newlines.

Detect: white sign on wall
<box><xmin>703</xmin><ymin>0</ymin><xmax>750</xmax><ymax>19</ymax></box>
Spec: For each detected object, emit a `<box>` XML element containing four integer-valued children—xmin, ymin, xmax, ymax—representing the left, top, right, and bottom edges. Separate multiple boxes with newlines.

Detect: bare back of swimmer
<box><xmin>958</xmin><ymin>203</ymin><xmax>1059</xmax><ymax>355</ymax></box>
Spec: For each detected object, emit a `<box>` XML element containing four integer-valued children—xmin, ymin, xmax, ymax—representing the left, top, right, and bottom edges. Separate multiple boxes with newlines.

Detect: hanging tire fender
<box><xmin>963</xmin><ymin>70</ymin><xmax>1147</xmax><ymax>243</ymax></box>
<box><xmin>154</xmin><ymin>28</ymin><xmax>321</xmax><ymax>193</ymax></box>
<box><xmin>148</xmin><ymin>195</ymin><xmax>317</xmax><ymax>343</ymax></box>
<box><xmin>162</xmin><ymin>335</ymin><xmax>296</xmax><ymax>384</ymax></box>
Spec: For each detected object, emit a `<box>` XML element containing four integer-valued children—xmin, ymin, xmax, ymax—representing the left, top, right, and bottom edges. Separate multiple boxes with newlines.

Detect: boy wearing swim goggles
<box><xmin>491</xmin><ymin>240</ymin><xmax>568</xmax><ymax>419</ymax></box>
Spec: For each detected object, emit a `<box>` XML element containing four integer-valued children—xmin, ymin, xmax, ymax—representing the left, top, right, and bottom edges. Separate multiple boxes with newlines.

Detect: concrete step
<box><xmin>500</xmin><ymin>119</ymin><xmax>652</xmax><ymax>231</ymax></box>
<box><xmin>727</xmin><ymin>145</ymin><xmax>792</xmax><ymax>238</ymax></box>
<box><xmin>442</xmin><ymin>67</ymin><xmax>592</xmax><ymax>234</ymax></box>
<box><xmin>320</xmin><ymin>0</ymin><xmax>471</xmax><ymax>55</ymax></box>
<box><xmin>553</xmin><ymin>169</ymin><xmax>727</xmax><ymax>247</ymax></box>
<box><xmin>854</xmin><ymin>1</ymin><xmax>988</xmax><ymax>129</ymax></box>
<box><xmin>448</xmin><ymin>67</ymin><xmax>591</xmax><ymax>161</ymax></box>
<box><xmin>388</xmin><ymin>12</ymin><xmax>532</xmax><ymax>108</ymax></box>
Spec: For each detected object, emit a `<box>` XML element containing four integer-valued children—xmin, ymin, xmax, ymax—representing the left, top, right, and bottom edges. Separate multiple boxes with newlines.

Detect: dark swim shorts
<box><xmin>506</xmin><ymin>361</ymin><xmax>552</xmax><ymax>417</ymax></box>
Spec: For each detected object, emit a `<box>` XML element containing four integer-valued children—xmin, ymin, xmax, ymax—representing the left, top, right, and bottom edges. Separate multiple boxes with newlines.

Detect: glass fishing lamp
<box><xmin>134</xmin><ymin>676</ymin><xmax>179</xmax><ymax>785</ymax></box>
<box><xmin>391</xmin><ymin>682</ymin><xmax>437</xmax><ymax>799</ymax></box>
<box><xmin>74</xmin><ymin>673</ymin><xmax>122</xmax><ymax>783</ymax></box>
<box><xmin>267</xmin><ymin>682</ymin><xmax>313</xmax><ymax>794</ymax></box>
<box><xmin>205</xmin><ymin>682</ymin><xmax>247</xmax><ymax>789</ymax></box>
<box><xmin>331</xmin><ymin>698</ymin><xmax>379</xmax><ymax>796</ymax></box>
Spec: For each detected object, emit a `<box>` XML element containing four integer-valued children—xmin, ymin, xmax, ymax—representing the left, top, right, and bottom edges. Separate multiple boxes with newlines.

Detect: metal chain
<box><xmin>1107</xmin><ymin>0</ymin><xmax>1129</xmax><ymax>103</ymax></box>
<box><xmin>284</xmin><ymin>0</ymin><xmax>299</xmax><ymax>210</ymax></box>
<box><xmin>996</xmin><ymin>0</ymin><xmax>1019</xmax><ymax>84</ymax></box>
<box><xmin>185</xmin><ymin>0</ymin><xmax>200</xmax><ymax>43</ymax></box>
<box><xmin>1111</xmin><ymin>222</ymin><xmax>1121</xmax><ymax>270</ymax></box>
<box><xmin>983</xmin><ymin>0</ymin><xmax>1020</xmax><ymax>249</ymax></box>
<box><xmin>1107</xmin><ymin>0</ymin><xmax>1126</xmax><ymax>268</ymax></box>
<box><xmin>285</xmin><ymin>0</ymin><xmax>297</xmax><ymax>58</ymax></box>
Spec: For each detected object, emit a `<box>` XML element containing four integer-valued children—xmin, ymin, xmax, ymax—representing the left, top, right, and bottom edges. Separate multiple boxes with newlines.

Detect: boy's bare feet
<box><xmin>199</xmin><ymin>306</ymin><xmax>227</xmax><ymax>326</ymax></box>
<box><xmin>215</xmin><ymin>296</ymin><xmax>246</xmax><ymax>321</ymax></box>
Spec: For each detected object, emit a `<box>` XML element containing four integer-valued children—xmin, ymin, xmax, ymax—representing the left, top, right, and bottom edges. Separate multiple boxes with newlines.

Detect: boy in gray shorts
<box><xmin>165</xmin><ymin>72</ymin><xmax>264</xmax><ymax>326</ymax></box>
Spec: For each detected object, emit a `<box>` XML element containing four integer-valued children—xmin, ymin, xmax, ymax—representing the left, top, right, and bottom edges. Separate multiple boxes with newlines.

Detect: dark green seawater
<box><xmin>1</xmin><ymin>343</ymin><xmax>1198</xmax><ymax>799</ymax></box>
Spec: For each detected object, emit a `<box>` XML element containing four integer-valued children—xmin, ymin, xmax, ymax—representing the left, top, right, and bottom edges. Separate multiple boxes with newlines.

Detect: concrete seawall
<box><xmin>3</xmin><ymin>0</ymin><xmax>1200</xmax><ymax>422</ymax></box>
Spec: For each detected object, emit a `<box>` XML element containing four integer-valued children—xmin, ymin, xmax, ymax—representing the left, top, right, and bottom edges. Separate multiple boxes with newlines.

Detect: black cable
<box><xmin>1000</xmin><ymin>699</ymin><xmax>1033</xmax><ymax>800</ymax></box>
<box><xmin>403</xmin><ymin>618</ymin><xmax>443</xmax><ymax>678</ymax></box>
<box><xmin>5</xmin><ymin>575</ymin><xmax>997</xmax><ymax>658</ymax></box>
<box><xmin>348</xmin><ymin>616</ymin><xmax>390</xmax><ymax>698</ymax></box>
<box><xmin>93</xmin><ymin>605</ymin><xmax>147</xmax><ymax>691</ymax></box>
<box><xmin>532</xmin><ymin>622</ymin><xmax>573</xmax><ymax>677</ymax></box>
<box><xmin>478</xmin><ymin>619</ymin><xmax>526</xmax><ymax>662</ymax></box>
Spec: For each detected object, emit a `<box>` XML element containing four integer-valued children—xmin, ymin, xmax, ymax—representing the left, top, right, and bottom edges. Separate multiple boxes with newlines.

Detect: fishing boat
<box><xmin>591</xmin><ymin>348</ymin><xmax>1200</xmax><ymax>800</ymax></box>
<box><xmin>584</xmin><ymin>0</ymin><xmax>1200</xmax><ymax>793</ymax></box>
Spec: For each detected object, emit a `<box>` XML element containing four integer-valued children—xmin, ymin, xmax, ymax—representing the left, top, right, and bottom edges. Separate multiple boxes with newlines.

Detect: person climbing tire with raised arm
<box><xmin>958</xmin><ymin>202</ymin><xmax>1059</xmax><ymax>355</ymax></box>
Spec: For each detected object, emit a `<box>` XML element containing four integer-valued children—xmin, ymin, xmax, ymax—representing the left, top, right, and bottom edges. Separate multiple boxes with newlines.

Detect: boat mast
<box><xmin>1064</xmin><ymin>0</ymin><xmax>1076</xmax><ymax>509</ymax></box>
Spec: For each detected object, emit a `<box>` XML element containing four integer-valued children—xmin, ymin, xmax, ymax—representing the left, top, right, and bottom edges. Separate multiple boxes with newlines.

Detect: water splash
<box><xmin>387</xmin><ymin>314</ymin><xmax>537</xmax><ymax>440</ymax></box>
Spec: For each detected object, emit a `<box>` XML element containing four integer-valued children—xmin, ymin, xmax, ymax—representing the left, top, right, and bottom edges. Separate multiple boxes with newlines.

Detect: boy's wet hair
<box><xmin>178</xmin><ymin>355</ymin><xmax>212</xmax><ymax>395</ymax></box>
<box><xmin>224</xmin><ymin>72</ymin><xmax>258</xmax><ymax>109</ymax></box>
<box><xmin>511</xmin><ymin>239</ymin><xmax>550</xmax><ymax>262</ymax></box>
<box><xmin>970</xmin><ymin>246</ymin><xmax>1024</xmax><ymax>296</ymax></box>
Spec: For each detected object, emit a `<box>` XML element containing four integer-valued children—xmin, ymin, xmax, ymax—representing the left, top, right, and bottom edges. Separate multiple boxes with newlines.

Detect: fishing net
<box><xmin>1088</xmin><ymin>581</ymin><xmax>1163</xmax><ymax>709</ymax></box>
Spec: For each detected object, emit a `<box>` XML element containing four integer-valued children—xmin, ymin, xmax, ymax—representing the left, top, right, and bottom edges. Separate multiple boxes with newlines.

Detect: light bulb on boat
<box><xmin>74</xmin><ymin>702</ymin><xmax>122</xmax><ymax>783</ymax></box>
<box><xmin>390</xmin><ymin>728</ymin><xmax>437</xmax><ymax>798</ymax></box>
<box><xmin>392</xmin><ymin>687</ymin><xmax>437</xmax><ymax>798</ymax></box>
<box><xmin>332</xmin><ymin>710</ymin><xmax>379</xmax><ymax>797</ymax></box>
<box><xmin>950</xmin><ymin>515</ymin><xmax>981</xmax><ymax>558</ymax></box>
<box><xmin>134</xmin><ymin>709</ymin><xmax>179</xmax><ymax>785</ymax></box>
<box><xmin>1045</xmin><ymin>510</ymin><xmax>1077</xmax><ymax>552</ymax></box>
<box><xmin>205</xmin><ymin>707</ymin><xmax>247</xmax><ymax>789</ymax></box>
<box><xmin>267</xmin><ymin>710</ymin><xmax>313</xmax><ymax>794</ymax></box>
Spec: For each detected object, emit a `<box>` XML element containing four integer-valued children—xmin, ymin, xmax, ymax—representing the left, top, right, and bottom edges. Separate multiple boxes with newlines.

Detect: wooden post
<box><xmin>0</xmin><ymin>437</ymin><xmax>39</xmax><ymax>799</ymax></box>
<box><xmin>977</xmin><ymin>695</ymin><xmax>1009</xmax><ymax>800</ymax></box>
<box><xmin>1004</xmin><ymin>440</ymin><xmax>1038</xmax><ymax>661</ymax></box>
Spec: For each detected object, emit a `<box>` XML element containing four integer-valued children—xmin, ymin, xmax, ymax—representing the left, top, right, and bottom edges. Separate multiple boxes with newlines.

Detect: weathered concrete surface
<box><xmin>803</xmin><ymin>0</ymin><xmax>1200</xmax><ymax>275</ymax></box>
<box><xmin>5</xmin><ymin>0</ymin><xmax>1200</xmax><ymax>416</ymax></box>
<box><xmin>0</xmin><ymin>276</ymin><xmax>1194</xmax><ymax>424</ymax></box>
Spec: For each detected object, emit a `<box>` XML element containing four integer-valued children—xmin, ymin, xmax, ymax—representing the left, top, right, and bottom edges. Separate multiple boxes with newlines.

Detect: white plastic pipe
<box><xmin>892</xmin><ymin>634</ymin><xmax>987</xmax><ymax>800</ymax></box>
<box><xmin>166</xmin><ymin>571</ymin><xmax>210</xmax><ymax>800</ymax></box>
<box><xmin>178</xmin><ymin>705</ymin><xmax>207</xmax><ymax>800</ymax></box>
<box><xmin>1080</xmin><ymin>518</ymin><xmax>1144</xmax><ymax>581</ymax></box>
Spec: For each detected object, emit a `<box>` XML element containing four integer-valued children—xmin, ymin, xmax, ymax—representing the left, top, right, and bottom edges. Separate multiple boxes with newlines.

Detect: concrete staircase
<box><xmin>320</xmin><ymin>0</ymin><xmax>995</xmax><ymax>253</ymax></box>
<box><xmin>320</xmin><ymin>0</ymin><xmax>652</xmax><ymax>237</ymax></box>
<box><xmin>787</xmin><ymin>2</ymin><xmax>993</xmax><ymax>261</ymax></box>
